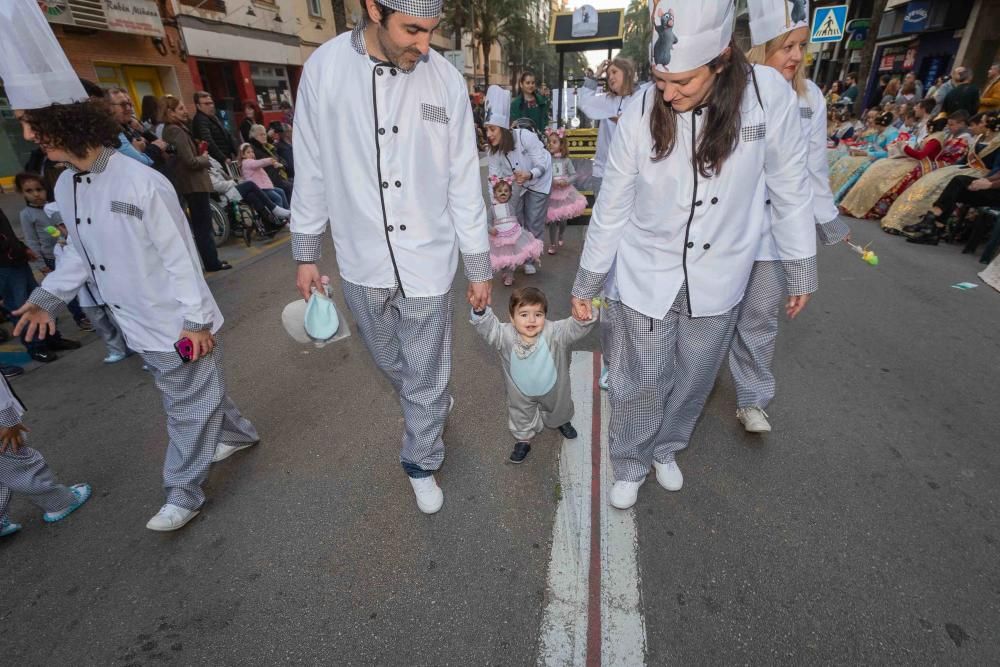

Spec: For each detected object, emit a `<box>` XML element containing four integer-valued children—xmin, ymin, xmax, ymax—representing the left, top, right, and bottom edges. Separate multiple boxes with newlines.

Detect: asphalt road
<box><xmin>3</xmin><ymin>216</ymin><xmax>999</xmax><ymax>665</ymax></box>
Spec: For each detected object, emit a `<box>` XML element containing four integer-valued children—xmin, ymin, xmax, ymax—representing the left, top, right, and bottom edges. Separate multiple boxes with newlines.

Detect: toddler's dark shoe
<box><xmin>509</xmin><ymin>442</ymin><xmax>531</xmax><ymax>464</ymax></box>
<box><xmin>558</xmin><ymin>422</ymin><xmax>578</xmax><ymax>439</ymax></box>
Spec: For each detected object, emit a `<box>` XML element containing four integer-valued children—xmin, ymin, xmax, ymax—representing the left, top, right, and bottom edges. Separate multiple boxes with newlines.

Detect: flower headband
<box><xmin>544</xmin><ymin>128</ymin><xmax>566</xmax><ymax>139</ymax></box>
<box><xmin>489</xmin><ymin>175</ymin><xmax>514</xmax><ymax>186</ymax></box>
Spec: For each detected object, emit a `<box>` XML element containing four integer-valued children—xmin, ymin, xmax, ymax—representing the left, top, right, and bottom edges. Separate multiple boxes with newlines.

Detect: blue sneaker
<box><xmin>43</xmin><ymin>483</ymin><xmax>92</xmax><ymax>523</ymax></box>
<box><xmin>1</xmin><ymin>518</ymin><xmax>22</xmax><ymax>537</ymax></box>
<box><xmin>103</xmin><ymin>352</ymin><xmax>127</xmax><ymax>364</ymax></box>
<box><xmin>599</xmin><ymin>367</ymin><xmax>609</xmax><ymax>391</ymax></box>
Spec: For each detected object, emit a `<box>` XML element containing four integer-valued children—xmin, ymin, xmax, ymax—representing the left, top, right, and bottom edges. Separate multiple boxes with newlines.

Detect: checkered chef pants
<box><xmin>1</xmin><ymin>444</ymin><xmax>78</xmax><ymax>522</ymax></box>
<box><xmin>727</xmin><ymin>259</ymin><xmax>786</xmax><ymax>410</ymax></box>
<box><xmin>342</xmin><ymin>281</ymin><xmax>452</xmax><ymax>478</ymax></box>
<box><xmin>141</xmin><ymin>338</ymin><xmax>259</xmax><ymax>510</ymax></box>
<box><xmin>606</xmin><ymin>286</ymin><xmax>739</xmax><ymax>482</ymax></box>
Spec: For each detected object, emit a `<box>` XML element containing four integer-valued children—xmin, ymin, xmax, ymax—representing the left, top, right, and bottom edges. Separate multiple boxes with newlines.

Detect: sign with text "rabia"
<box><xmin>104</xmin><ymin>0</ymin><xmax>165</xmax><ymax>38</ymax></box>
<box><xmin>811</xmin><ymin>5</ymin><xmax>847</xmax><ymax>43</ymax></box>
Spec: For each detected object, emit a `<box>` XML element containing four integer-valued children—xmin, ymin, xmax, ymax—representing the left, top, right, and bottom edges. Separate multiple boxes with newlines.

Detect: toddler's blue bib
<box><xmin>510</xmin><ymin>334</ymin><xmax>557</xmax><ymax>397</ymax></box>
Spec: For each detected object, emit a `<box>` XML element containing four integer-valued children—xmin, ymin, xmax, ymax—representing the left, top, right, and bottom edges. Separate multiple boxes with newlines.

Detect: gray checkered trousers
<box><xmin>1</xmin><ymin>444</ymin><xmax>78</xmax><ymax>522</ymax></box>
<box><xmin>342</xmin><ymin>280</ymin><xmax>452</xmax><ymax>477</ymax></box>
<box><xmin>605</xmin><ymin>285</ymin><xmax>739</xmax><ymax>482</ymax></box>
<box><xmin>141</xmin><ymin>338</ymin><xmax>258</xmax><ymax>510</ymax></box>
<box><xmin>727</xmin><ymin>259</ymin><xmax>786</xmax><ymax>409</ymax></box>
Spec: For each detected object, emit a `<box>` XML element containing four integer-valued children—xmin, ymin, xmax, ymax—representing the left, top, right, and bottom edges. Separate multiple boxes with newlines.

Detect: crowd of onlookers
<box><xmin>823</xmin><ymin>62</ymin><xmax>1000</xmax><ymax>271</ymax></box>
<box><xmin>0</xmin><ymin>81</ymin><xmax>296</xmax><ymax>377</ymax></box>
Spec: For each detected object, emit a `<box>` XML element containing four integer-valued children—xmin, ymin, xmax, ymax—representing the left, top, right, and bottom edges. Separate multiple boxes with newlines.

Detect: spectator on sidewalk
<box><xmin>109</xmin><ymin>88</ymin><xmax>169</xmax><ymax>169</ymax></box>
<box><xmin>14</xmin><ymin>173</ymin><xmax>92</xmax><ymax>332</ymax></box>
<box><xmin>902</xmin><ymin>72</ymin><xmax>924</xmax><ymax>101</ymax></box>
<box><xmin>240</xmin><ymin>100</ymin><xmax>264</xmax><ymax>144</ymax></box>
<box><xmin>979</xmin><ymin>62</ymin><xmax>1000</xmax><ymax>113</ymax></box>
<box><xmin>192</xmin><ymin>92</ymin><xmax>238</xmax><ymax>166</ymax></box>
<box><xmin>248</xmin><ymin>124</ymin><xmax>292</xmax><ymax>201</ymax></box>
<box><xmin>510</xmin><ymin>70</ymin><xmax>551</xmax><ymax>133</ymax></box>
<box><xmin>943</xmin><ymin>67</ymin><xmax>980</xmax><ymax>116</ymax></box>
<box><xmin>841</xmin><ymin>73</ymin><xmax>859</xmax><ymax>106</ymax></box>
<box><xmin>140</xmin><ymin>95</ymin><xmax>164</xmax><ymax>138</ymax></box>
<box><xmin>268</xmin><ymin>121</ymin><xmax>294</xmax><ymax>179</ymax></box>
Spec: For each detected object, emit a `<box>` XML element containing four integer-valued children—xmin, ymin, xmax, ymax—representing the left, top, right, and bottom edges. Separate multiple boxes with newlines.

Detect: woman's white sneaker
<box><xmin>653</xmin><ymin>460</ymin><xmax>683</xmax><ymax>491</ymax></box>
<box><xmin>736</xmin><ymin>407</ymin><xmax>772</xmax><ymax>433</ymax></box>
<box><xmin>609</xmin><ymin>478</ymin><xmax>645</xmax><ymax>509</ymax></box>
<box><xmin>146</xmin><ymin>504</ymin><xmax>199</xmax><ymax>531</ymax></box>
<box><xmin>409</xmin><ymin>475</ymin><xmax>444</xmax><ymax>514</ymax></box>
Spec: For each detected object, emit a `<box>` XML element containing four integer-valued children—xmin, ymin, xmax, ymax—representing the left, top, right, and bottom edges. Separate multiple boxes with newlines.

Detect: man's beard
<box><xmin>376</xmin><ymin>28</ymin><xmax>422</xmax><ymax>72</ymax></box>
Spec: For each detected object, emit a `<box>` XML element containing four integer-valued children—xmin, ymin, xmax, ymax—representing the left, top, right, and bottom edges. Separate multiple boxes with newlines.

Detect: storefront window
<box><xmin>250</xmin><ymin>64</ymin><xmax>292</xmax><ymax>111</ymax></box>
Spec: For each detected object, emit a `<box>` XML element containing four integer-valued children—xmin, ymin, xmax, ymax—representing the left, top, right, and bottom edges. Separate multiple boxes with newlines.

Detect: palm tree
<box><xmin>853</xmin><ymin>0</ymin><xmax>889</xmax><ymax>114</ymax></box>
<box><xmin>330</xmin><ymin>0</ymin><xmax>348</xmax><ymax>35</ymax></box>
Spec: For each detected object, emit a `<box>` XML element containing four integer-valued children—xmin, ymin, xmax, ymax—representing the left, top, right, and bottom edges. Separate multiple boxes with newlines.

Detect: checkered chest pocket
<box><xmin>111</xmin><ymin>200</ymin><xmax>144</xmax><ymax>221</ymax></box>
<box><xmin>740</xmin><ymin>122</ymin><xmax>766</xmax><ymax>143</ymax></box>
<box><xmin>799</xmin><ymin>107</ymin><xmax>814</xmax><ymax>119</ymax></box>
<box><xmin>421</xmin><ymin>103</ymin><xmax>449</xmax><ymax>124</ymax></box>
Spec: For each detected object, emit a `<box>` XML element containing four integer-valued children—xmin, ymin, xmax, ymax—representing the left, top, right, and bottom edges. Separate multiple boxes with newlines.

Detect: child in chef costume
<box><xmin>544</xmin><ymin>129</ymin><xmax>587</xmax><ymax>254</ymax></box>
<box><xmin>471</xmin><ymin>287</ymin><xmax>596</xmax><ymax>463</ymax></box>
<box><xmin>488</xmin><ymin>176</ymin><xmax>544</xmax><ymax>287</ymax></box>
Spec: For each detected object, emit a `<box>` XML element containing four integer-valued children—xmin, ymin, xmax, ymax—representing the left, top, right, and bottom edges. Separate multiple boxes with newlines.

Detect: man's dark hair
<box><xmin>509</xmin><ymin>286</ymin><xmax>548</xmax><ymax>316</ymax></box>
<box><xmin>918</xmin><ymin>98</ymin><xmax>935</xmax><ymax>114</ymax></box>
<box><xmin>948</xmin><ymin>109</ymin><xmax>970</xmax><ymax>123</ymax></box>
<box><xmin>374</xmin><ymin>1</ymin><xmax>396</xmax><ymax>27</ymax></box>
<box><xmin>650</xmin><ymin>42</ymin><xmax>750</xmax><ymax>178</ymax></box>
<box><xmin>21</xmin><ymin>101</ymin><xmax>120</xmax><ymax>159</ymax></box>
<box><xmin>14</xmin><ymin>172</ymin><xmax>45</xmax><ymax>194</ymax></box>
<box><xmin>520</xmin><ymin>69</ymin><xmax>537</xmax><ymax>84</ymax></box>
<box><xmin>193</xmin><ymin>91</ymin><xmax>213</xmax><ymax>107</ymax></box>
<box><xmin>846</xmin><ymin>73</ymin><xmax>856</xmax><ymax>84</ymax></box>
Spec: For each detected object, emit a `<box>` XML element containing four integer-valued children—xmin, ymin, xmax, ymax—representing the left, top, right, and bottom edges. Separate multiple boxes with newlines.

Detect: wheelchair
<box><xmin>208</xmin><ymin>162</ymin><xmax>278</xmax><ymax>247</ymax></box>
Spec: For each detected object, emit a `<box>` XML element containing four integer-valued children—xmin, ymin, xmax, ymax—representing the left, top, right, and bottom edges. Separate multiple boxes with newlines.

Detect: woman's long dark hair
<box><xmin>487</xmin><ymin>127</ymin><xmax>515</xmax><ymax>155</ymax></box>
<box><xmin>650</xmin><ymin>43</ymin><xmax>750</xmax><ymax>178</ymax></box>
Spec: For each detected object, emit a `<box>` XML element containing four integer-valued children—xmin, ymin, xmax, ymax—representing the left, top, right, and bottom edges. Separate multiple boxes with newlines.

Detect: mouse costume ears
<box><xmin>0</xmin><ymin>0</ymin><xmax>88</xmax><ymax>110</ymax></box>
<box><xmin>544</xmin><ymin>128</ymin><xmax>566</xmax><ymax>139</ymax></box>
<box><xmin>489</xmin><ymin>175</ymin><xmax>514</xmax><ymax>187</ymax></box>
<box><xmin>649</xmin><ymin>0</ymin><xmax>734</xmax><ymax>74</ymax></box>
<box><xmin>748</xmin><ymin>0</ymin><xmax>810</xmax><ymax>47</ymax></box>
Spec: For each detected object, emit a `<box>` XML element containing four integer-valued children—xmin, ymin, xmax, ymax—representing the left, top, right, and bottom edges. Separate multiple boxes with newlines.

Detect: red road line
<box><xmin>586</xmin><ymin>350</ymin><xmax>602</xmax><ymax>667</ymax></box>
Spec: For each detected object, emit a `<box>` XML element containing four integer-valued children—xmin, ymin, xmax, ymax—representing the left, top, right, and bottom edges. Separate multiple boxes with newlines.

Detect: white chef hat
<box><xmin>748</xmin><ymin>0</ymin><xmax>810</xmax><ymax>47</ymax></box>
<box><xmin>0</xmin><ymin>0</ymin><xmax>88</xmax><ymax>110</ymax></box>
<box><xmin>649</xmin><ymin>0</ymin><xmax>735</xmax><ymax>74</ymax></box>
<box><xmin>484</xmin><ymin>85</ymin><xmax>511</xmax><ymax>130</ymax></box>
<box><xmin>378</xmin><ymin>0</ymin><xmax>442</xmax><ymax>18</ymax></box>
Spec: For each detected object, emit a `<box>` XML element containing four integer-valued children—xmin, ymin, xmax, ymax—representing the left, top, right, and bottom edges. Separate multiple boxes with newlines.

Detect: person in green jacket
<box><xmin>510</xmin><ymin>70</ymin><xmax>551</xmax><ymax>133</ymax></box>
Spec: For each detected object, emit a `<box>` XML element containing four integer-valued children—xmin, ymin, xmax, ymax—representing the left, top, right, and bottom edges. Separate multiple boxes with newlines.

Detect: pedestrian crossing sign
<box><xmin>811</xmin><ymin>5</ymin><xmax>847</xmax><ymax>43</ymax></box>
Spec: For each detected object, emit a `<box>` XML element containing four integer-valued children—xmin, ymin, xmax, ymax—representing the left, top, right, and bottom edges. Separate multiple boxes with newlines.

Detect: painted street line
<box><xmin>538</xmin><ymin>351</ymin><xmax>646</xmax><ymax>666</ymax></box>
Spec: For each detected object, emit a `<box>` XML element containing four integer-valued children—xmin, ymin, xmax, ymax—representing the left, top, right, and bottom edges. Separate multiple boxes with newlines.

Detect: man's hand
<box><xmin>467</xmin><ymin>280</ymin><xmax>492</xmax><ymax>311</ymax></box>
<box><xmin>152</xmin><ymin>139</ymin><xmax>168</xmax><ymax>151</ymax></box>
<box><xmin>181</xmin><ymin>329</ymin><xmax>215</xmax><ymax>362</ymax></box>
<box><xmin>131</xmin><ymin>137</ymin><xmax>147</xmax><ymax>152</ymax></box>
<box><xmin>12</xmin><ymin>302</ymin><xmax>56</xmax><ymax>341</ymax></box>
<box><xmin>571</xmin><ymin>296</ymin><xmax>593</xmax><ymax>322</ymax></box>
<box><xmin>786</xmin><ymin>293</ymin><xmax>811</xmax><ymax>319</ymax></box>
<box><xmin>0</xmin><ymin>424</ymin><xmax>28</xmax><ymax>454</ymax></box>
<box><xmin>968</xmin><ymin>178</ymin><xmax>992</xmax><ymax>192</ymax></box>
<box><xmin>296</xmin><ymin>263</ymin><xmax>322</xmax><ymax>301</ymax></box>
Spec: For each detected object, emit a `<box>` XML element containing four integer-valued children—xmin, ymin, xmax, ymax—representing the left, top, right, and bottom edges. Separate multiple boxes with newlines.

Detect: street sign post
<box><xmin>811</xmin><ymin>5</ymin><xmax>847</xmax><ymax>44</ymax></box>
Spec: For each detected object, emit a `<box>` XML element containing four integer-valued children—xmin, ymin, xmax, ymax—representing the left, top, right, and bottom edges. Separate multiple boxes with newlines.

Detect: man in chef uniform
<box><xmin>5</xmin><ymin>0</ymin><xmax>259</xmax><ymax>532</ymax></box>
<box><xmin>570</xmin><ymin>0</ymin><xmax>818</xmax><ymax>509</ymax></box>
<box><xmin>290</xmin><ymin>0</ymin><xmax>492</xmax><ymax>514</ymax></box>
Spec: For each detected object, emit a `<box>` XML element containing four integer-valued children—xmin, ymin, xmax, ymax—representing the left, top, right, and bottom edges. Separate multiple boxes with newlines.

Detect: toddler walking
<box><xmin>488</xmin><ymin>176</ymin><xmax>544</xmax><ymax>287</ymax></box>
<box><xmin>544</xmin><ymin>129</ymin><xmax>587</xmax><ymax>254</ymax></box>
<box><xmin>472</xmin><ymin>287</ymin><xmax>596</xmax><ymax>463</ymax></box>
<box><xmin>1</xmin><ymin>373</ymin><xmax>91</xmax><ymax>537</ymax></box>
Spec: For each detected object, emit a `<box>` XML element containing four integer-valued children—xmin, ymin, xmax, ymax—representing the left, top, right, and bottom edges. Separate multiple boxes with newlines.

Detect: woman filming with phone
<box><xmin>160</xmin><ymin>96</ymin><xmax>231</xmax><ymax>272</ymax></box>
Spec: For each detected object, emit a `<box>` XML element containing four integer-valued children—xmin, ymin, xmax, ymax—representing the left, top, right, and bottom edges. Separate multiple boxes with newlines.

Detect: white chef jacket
<box><xmin>577</xmin><ymin>78</ymin><xmax>646</xmax><ymax>178</ymax></box>
<box><xmin>573</xmin><ymin>65</ymin><xmax>817</xmax><ymax>319</ymax></box>
<box><xmin>290</xmin><ymin>22</ymin><xmax>491</xmax><ymax>297</ymax></box>
<box><xmin>756</xmin><ymin>79</ymin><xmax>842</xmax><ymax>261</ymax></box>
<box><xmin>487</xmin><ymin>128</ymin><xmax>553</xmax><ymax>195</ymax></box>
<box><xmin>30</xmin><ymin>149</ymin><xmax>223</xmax><ymax>352</ymax></box>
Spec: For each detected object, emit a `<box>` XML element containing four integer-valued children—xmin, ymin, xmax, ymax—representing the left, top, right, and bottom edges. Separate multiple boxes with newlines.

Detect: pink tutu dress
<box><xmin>489</xmin><ymin>201</ymin><xmax>544</xmax><ymax>271</ymax></box>
<box><xmin>546</xmin><ymin>157</ymin><xmax>587</xmax><ymax>223</ymax></box>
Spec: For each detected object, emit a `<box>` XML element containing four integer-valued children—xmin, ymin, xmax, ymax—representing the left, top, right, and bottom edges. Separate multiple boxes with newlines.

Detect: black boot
<box><xmin>906</xmin><ymin>224</ymin><xmax>941</xmax><ymax>245</ymax></box>
<box><xmin>903</xmin><ymin>211</ymin><xmax>938</xmax><ymax>235</ymax></box>
<box><xmin>509</xmin><ymin>442</ymin><xmax>531</xmax><ymax>464</ymax></box>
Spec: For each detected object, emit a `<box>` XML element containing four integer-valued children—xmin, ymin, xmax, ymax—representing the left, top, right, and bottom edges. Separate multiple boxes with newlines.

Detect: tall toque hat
<box><xmin>748</xmin><ymin>0</ymin><xmax>811</xmax><ymax>47</ymax></box>
<box><xmin>649</xmin><ymin>0</ymin><xmax>735</xmax><ymax>74</ymax></box>
<box><xmin>484</xmin><ymin>85</ymin><xmax>511</xmax><ymax>130</ymax></box>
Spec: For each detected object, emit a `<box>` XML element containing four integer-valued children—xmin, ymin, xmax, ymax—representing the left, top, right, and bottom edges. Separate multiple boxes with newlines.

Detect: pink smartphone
<box><xmin>174</xmin><ymin>337</ymin><xmax>194</xmax><ymax>363</ymax></box>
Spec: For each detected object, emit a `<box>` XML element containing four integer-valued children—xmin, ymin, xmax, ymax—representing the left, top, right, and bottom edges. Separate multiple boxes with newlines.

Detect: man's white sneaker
<box><xmin>598</xmin><ymin>366</ymin><xmax>609</xmax><ymax>391</ymax></box>
<box><xmin>609</xmin><ymin>478</ymin><xmax>645</xmax><ymax>510</ymax></box>
<box><xmin>146</xmin><ymin>504</ymin><xmax>199</xmax><ymax>532</ymax></box>
<box><xmin>212</xmin><ymin>440</ymin><xmax>258</xmax><ymax>463</ymax></box>
<box><xmin>653</xmin><ymin>460</ymin><xmax>683</xmax><ymax>491</ymax></box>
<box><xmin>409</xmin><ymin>475</ymin><xmax>444</xmax><ymax>514</ymax></box>
<box><xmin>273</xmin><ymin>206</ymin><xmax>292</xmax><ymax>220</ymax></box>
<box><xmin>736</xmin><ymin>407</ymin><xmax>772</xmax><ymax>433</ymax></box>
<box><xmin>523</xmin><ymin>262</ymin><xmax>537</xmax><ymax>275</ymax></box>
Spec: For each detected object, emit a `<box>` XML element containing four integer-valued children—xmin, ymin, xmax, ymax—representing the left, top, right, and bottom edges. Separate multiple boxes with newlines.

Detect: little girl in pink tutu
<box><xmin>544</xmin><ymin>129</ymin><xmax>587</xmax><ymax>255</ymax></box>
<box><xmin>489</xmin><ymin>176</ymin><xmax>544</xmax><ymax>287</ymax></box>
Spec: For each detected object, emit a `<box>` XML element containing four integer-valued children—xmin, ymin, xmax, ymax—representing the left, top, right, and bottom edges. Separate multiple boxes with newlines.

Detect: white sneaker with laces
<box><xmin>409</xmin><ymin>475</ymin><xmax>444</xmax><ymax>514</ymax></box>
<box><xmin>609</xmin><ymin>477</ymin><xmax>645</xmax><ymax>509</ymax></box>
<box><xmin>146</xmin><ymin>504</ymin><xmax>199</xmax><ymax>531</ymax></box>
<box><xmin>736</xmin><ymin>407</ymin><xmax>772</xmax><ymax>433</ymax></box>
<box><xmin>212</xmin><ymin>440</ymin><xmax>258</xmax><ymax>463</ymax></box>
<box><xmin>653</xmin><ymin>460</ymin><xmax>683</xmax><ymax>491</ymax></box>
<box><xmin>523</xmin><ymin>262</ymin><xmax>537</xmax><ymax>275</ymax></box>
<box><xmin>598</xmin><ymin>366</ymin><xmax>609</xmax><ymax>391</ymax></box>
<box><xmin>273</xmin><ymin>206</ymin><xmax>292</xmax><ymax>220</ymax></box>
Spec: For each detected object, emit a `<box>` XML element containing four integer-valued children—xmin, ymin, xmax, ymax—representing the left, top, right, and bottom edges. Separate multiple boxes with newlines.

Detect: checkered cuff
<box><xmin>816</xmin><ymin>216</ymin><xmax>851</xmax><ymax>246</ymax></box>
<box><xmin>782</xmin><ymin>256</ymin><xmax>818</xmax><ymax>296</ymax></box>
<box><xmin>463</xmin><ymin>251</ymin><xmax>493</xmax><ymax>283</ymax></box>
<box><xmin>571</xmin><ymin>267</ymin><xmax>607</xmax><ymax>300</ymax></box>
<box><xmin>0</xmin><ymin>405</ymin><xmax>22</xmax><ymax>428</ymax></box>
<box><xmin>292</xmin><ymin>232</ymin><xmax>323</xmax><ymax>263</ymax></box>
<box><xmin>27</xmin><ymin>287</ymin><xmax>65</xmax><ymax>319</ymax></box>
<box><xmin>182</xmin><ymin>320</ymin><xmax>212</xmax><ymax>332</ymax></box>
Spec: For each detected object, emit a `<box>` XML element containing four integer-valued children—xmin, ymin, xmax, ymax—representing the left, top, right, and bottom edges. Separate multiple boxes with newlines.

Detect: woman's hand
<box><xmin>513</xmin><ymin>170</ymin><xmax>532</xmax><ymax>184</ymax></box>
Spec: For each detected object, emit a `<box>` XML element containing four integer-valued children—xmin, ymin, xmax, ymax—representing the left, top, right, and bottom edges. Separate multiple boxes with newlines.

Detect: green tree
<box><xmin>618</xmin><ymin>0</ymin><xmax>650</xmax><ymax>79</ymax></box>
<box><xmin>330</xmin><ymin>0</ymin><xmax>348</xmax><ymax>35</ymax></box>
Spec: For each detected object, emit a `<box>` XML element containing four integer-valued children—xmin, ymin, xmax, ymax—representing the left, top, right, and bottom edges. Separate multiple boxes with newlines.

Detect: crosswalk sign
<box><xmin>811</xmin><ymin>5</ymin><xmax>847</xmax><ymax>43</ymax></box>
